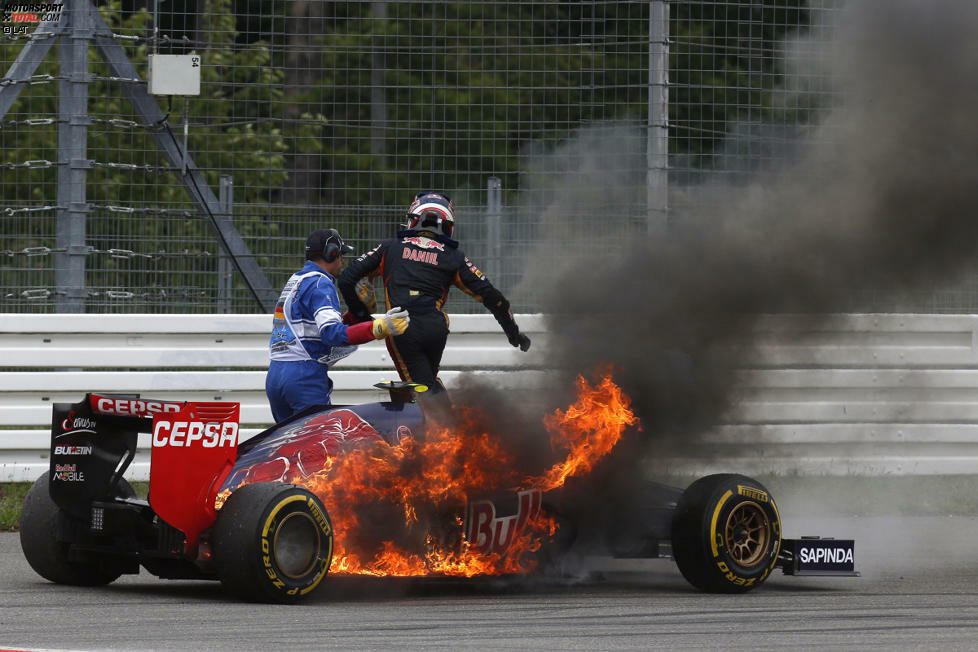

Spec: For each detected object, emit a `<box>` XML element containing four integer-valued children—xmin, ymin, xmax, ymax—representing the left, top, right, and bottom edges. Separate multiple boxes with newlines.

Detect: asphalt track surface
<box><xmin>3</xmin><ymin>514</ymin><xmax>978</xmax><ymax>651</ymax></box>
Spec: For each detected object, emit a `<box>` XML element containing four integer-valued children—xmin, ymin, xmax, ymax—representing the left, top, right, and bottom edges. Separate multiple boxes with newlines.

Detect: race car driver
<box><xmin>337</xmin><ymin>191</ymin><xmax>531</xmax><ymax>397</ymax></box>
<box><xmin>265</xmin><ymin>228</ymin><xmax>410</xmax><ymax>422</ymax></box>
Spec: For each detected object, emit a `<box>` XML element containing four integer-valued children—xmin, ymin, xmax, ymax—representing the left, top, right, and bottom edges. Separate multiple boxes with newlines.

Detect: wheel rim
<box><xmin>723</xmin><ymin>501</ymin><xmax>770</xmax><ymax>568</ymax></box>
<box><xmin>273</xmin><ymin>511</ymin><xmax>321</xmax><ymax>579</ymax></box>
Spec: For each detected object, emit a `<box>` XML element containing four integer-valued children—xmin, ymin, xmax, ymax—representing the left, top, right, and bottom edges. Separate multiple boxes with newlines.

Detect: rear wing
<box><xmin>50</xmin><ymin>394</ymin><xmax>240</xmax><ymax>549</ymax></box>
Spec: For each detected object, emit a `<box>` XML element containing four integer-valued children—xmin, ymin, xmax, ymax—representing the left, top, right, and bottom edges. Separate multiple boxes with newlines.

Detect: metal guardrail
<box><xmin>645</xmin><ymin>314</ymin><xmax>978</xmax><ymax>478</ymax></box>
<box><xmin>5</xmin><ymin>313</ymin><xmax>978</xmax><ymax>481</ymax></box>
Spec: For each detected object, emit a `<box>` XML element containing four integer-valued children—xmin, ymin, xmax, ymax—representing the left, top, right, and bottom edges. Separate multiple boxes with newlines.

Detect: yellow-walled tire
<box><xmin>671</xmin><ymin>474</ymin><xmax>781</xmax><ymax>593</ymax></box>
<box><xmin>213</xmin><ymin>482</ymin><xmax>333</xmax><ymax>604</ymax></box>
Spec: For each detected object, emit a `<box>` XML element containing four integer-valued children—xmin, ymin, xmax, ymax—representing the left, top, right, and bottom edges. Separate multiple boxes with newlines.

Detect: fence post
<box><xmin>648</xmin><ymin>0</ymin><xmax>669</xmax><ymax>237</ymax></box>
<box><xmin>218</xmin><ymin>176</ymin><xmax>234</xmax><ymax>313</ymax></box>
<box><xmin>487</xmin><ymin>176</ymin><xmax>502</xmax><ymax>282</ymax></box>
<box><xmin>55</xmin><ymin>2</ymin><xmax>92</xmax><ymax>313</ymax></box>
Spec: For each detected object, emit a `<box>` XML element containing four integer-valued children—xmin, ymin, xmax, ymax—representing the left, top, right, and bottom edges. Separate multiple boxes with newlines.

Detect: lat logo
<box><xmin>152</xmin><ymin>421</ymin><xmax>239</xmax><ymax>448</ymax></box>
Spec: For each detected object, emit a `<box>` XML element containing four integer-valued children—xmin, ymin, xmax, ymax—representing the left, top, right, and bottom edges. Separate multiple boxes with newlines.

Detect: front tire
<box><xmin>213</xmin><ymin>482</ymin><xmax>333</xmax><ymax>604</ymax></box>
<box><xmin>671</xmin><ymin>474</ymin><xmax>781</xmax><ymax>593</ymax></box>
<box><xmin>19</xmin><ymin>472</ymin><xmax>135</xmax><ymax>586</ymax></box>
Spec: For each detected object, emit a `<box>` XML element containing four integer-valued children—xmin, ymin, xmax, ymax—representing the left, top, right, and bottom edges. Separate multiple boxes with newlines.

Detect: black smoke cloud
<box><xmin>442</xmin><ymin>1</ymin><xmax>978</xmax><ymax>552</ymax></box>
<box><xmin>511</xmin><ymin>0</ymin><xmax>978</xmax><ymax>462</ymax></box>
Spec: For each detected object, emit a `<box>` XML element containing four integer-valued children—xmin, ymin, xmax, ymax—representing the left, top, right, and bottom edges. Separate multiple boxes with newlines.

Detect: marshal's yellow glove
<box><xmin>372</xmin><ymin>307</ymin><xmax>410</xmax><ymax>339</ymax></box>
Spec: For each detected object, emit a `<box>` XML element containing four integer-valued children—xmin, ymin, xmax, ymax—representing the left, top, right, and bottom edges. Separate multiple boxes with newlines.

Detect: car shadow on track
<box><xmin>309</xmin><ymin>573</ymin><xmax>691</xmax><ymax>602</ymax></box>
<box><xmin>98</xmin><ymin>570</ymin><xmax>700</xmax><ymax>604</ymax></box>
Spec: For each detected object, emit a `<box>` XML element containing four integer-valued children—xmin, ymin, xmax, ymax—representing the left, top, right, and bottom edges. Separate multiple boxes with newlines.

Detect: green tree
<box><xmin>0</xmin><ymin>0</ymin><xmax>289</xmax><ymax>311</ymax></box>
<box><xmin>670</xmin><ymin>0</ymin><xmax>812</xmax><ymax>168</ymax></box>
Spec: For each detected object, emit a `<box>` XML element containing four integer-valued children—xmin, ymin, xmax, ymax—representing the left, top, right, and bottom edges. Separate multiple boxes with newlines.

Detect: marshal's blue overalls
<box><xmin>265</xmin><ymin>261</ymin><xmax>358</xmax><ymax>423</ymax></box>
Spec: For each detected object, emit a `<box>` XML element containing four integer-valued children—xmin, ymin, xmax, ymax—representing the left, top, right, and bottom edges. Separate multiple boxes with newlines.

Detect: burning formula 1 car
<box><xmin>19</xmin><ymin>376</ymin><xmax>857</xmax><ymax>603</ymax></box>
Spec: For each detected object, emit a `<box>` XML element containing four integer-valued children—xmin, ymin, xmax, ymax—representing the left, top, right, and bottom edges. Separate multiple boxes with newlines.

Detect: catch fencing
<box><xmin>1</xmin><ymin>1</ymin><xmax>862</xmax><ymax>315</ymax></box>
<box><xmin>4</xmin><ymin>312</ymin><xmax>978</xmax><ymax>482</ymax></box>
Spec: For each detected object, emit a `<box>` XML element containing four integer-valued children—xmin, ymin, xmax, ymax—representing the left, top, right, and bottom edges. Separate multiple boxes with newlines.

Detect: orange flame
<box><xmin>529</xmin><ymin>373</ymin><xmax>638</xmax><ymax>491</ymax></box>
<box><xmin>236</xmin><ymin>372</ymin><xmax>636</xmax><ymax>577</ymax></box>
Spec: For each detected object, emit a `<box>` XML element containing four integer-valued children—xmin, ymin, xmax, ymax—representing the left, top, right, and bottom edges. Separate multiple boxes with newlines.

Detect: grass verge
<box><xmin>0</xmin><ymin>481</ymin><xmax>149</xmax><ymax>532</ymax></box>
<box><xmin>0</xmin><ymin>483</ymin><xmax>30</xmax><ymax>531</ymax></box>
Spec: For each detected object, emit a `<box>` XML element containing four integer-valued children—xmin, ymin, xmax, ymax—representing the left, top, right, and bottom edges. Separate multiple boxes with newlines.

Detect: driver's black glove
<box><xmin>508</xmin><ymin>332</ymin><xmax>531</xmax><ymax>352</ymax></box>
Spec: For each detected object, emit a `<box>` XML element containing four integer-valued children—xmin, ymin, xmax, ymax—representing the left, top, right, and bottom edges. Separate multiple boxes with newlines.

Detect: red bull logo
<box><xmin>402</xmin><ymin>236</ymin><xmax>445</xmax><ymax>251</ymax></box>
<box><xmin>466</xmin><ymin>489</ymin><xmax>543</xmax><ymax>555</ymax></box>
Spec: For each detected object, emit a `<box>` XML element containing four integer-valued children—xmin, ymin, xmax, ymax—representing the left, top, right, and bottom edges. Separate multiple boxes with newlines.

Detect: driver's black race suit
<box><xmin>337</xmin><ymin>229</ymin><xmax>525</xmax><ymax>393</ymax></box>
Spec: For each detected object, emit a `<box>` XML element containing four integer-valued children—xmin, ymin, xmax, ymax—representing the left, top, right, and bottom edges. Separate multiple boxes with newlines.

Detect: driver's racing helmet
<box><xmin>405</xmin><ymin>191</ymin><xmax>455</xmax><ymax>238</ymax></box>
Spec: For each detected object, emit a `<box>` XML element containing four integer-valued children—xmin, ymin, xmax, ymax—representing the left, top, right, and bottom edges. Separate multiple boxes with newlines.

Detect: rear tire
<box><xmin>213</xmin><ymin>482</ymin><xmax>333</xmax><ymax>604</ymax></box>
<box><xmin>671</xmin><ymin>474</ymin><xmax>781</xmax><ymax>593</ymax></box>
<box><xmin>19</xmin><ymin>472</ymin><xmax>135</xmax><ymax>586</ymax></box>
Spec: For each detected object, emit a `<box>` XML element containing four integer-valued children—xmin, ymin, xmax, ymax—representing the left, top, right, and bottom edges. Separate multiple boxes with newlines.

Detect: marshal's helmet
<box><xmin>405</xmin><ymin>191</ymin><xmax>455</xmax><ymax>238</ymax></box>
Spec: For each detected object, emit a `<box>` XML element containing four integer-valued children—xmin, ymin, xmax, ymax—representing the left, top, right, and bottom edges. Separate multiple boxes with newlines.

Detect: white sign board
<box><xmin>148</xmin><ymin>54</ymin><xmax>202</xmax><ymax>96</ymax></box>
